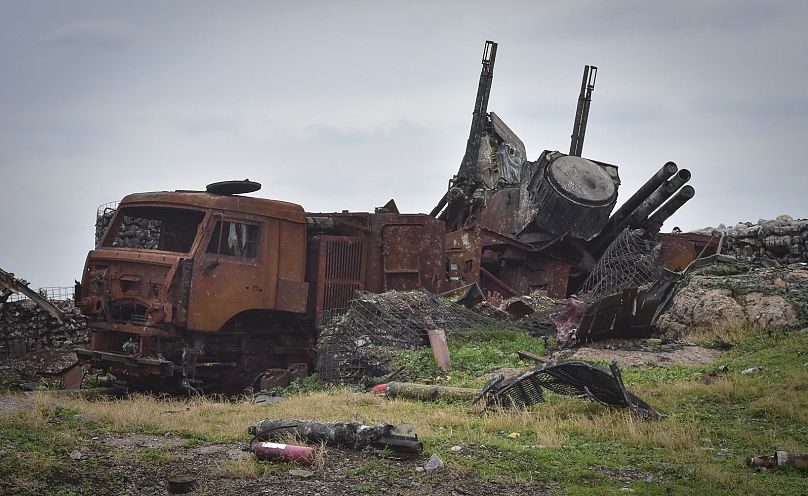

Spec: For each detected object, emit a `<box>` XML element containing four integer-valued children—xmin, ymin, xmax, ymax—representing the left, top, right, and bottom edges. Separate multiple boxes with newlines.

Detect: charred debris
<box><xmin>2</xmin><ymin>40</ymin><xmax>717</xmax><ymax>398</ymax></box>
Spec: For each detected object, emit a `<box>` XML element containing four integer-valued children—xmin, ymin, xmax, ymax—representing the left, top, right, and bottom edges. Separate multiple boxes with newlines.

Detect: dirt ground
<box><xmin>0</xmin><ymin>395</ymin><xmax>550</xmax><ymax>496</ymax></box>
<box><xmin>554</xmin><ymin>339</ymin><xmax>722</xmax><ymax>367</ymax></box>
<box><xmin>0</xmin><ymin>337</ymin><xmax>723</xmax><ymax>495</ymax></box>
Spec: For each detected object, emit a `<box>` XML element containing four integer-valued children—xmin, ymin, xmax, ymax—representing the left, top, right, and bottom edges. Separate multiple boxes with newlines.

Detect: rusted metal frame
<box><xmin>479</xmin><ymin>267</ymin><xmax>519</xmax><ymax>297</ymax></box>
<box><xmin>313</xmin><ymin>235</ymin><xmax>366</xmax><ymax>327</ymax></box>
<box><xmin>472</xmin><ymin>227</ymin><xmax>541</xmax><ymax>253</ymax></box>
<box><xmin>76</xmin><ymin>348</ymin><xmax>177</xmax><ymax>377</ymax></box>
<box><xmin>88</xmin><ymin>320</ymin><xmax>179</xmax><ymax>337</ymax></box>
<box><xmin>161</xmin><ymin>209</ymin><xmax>213</xmax><ymax>293</ymax></box>
<box><xmin>0</xmin><ymin>268</ymin><xmax>66</xmax><ymax>322</ymax></box>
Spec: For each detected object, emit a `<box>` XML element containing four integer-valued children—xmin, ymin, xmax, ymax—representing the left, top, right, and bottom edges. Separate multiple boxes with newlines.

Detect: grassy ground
<box><xmin>1</xmin><ymin>326</ymin><xmax>806</xmax><ymax>495</ymax></box>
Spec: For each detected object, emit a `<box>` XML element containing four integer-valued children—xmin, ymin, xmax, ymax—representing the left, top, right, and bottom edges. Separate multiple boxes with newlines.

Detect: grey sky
<box><xmin>1</xmin><ymin>1</ymin><xmax>806</xmax><ymax>287</ymax></box>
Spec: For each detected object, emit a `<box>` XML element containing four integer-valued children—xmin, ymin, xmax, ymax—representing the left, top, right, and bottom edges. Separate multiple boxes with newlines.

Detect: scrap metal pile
<box><xmin>316</xmin><ymin>290</ymin><xmax>523</xmax><ymax>383</ymax></box>
<box><xmin>424</xmin><ymin>41</ymin><xmax>707</xmax><ymax>345</ymax></box>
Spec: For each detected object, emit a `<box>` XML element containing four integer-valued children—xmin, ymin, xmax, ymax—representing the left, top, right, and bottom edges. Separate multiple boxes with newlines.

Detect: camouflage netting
<box><xmin>316</xmin><ymin>290</ymin><xmax>522</xmax><ymax>383</ymax></box>
<box><xmin>576</xmin><ymin>228</ymin><xmax>663</xmax><ymax>300</ymax></box>
<box><xmin>656</xmin><ymin>262</ymin><xmax>808</xmax><ymax>339</ymax></box>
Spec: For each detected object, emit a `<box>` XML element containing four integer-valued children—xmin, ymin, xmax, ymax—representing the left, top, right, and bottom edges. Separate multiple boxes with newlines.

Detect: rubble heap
<box><xmin>656</xmin><ymin>262</ymin><xmax>808</xmax><ymax>339</ymax></box>
<box><xmin>317</xmin><ymin>291</ymin><xmax>523</xmax><ymax>383</ymax></box>
<box><xmin>694</xmin><ymin>215</ymin><xmax>808</xmax><ymax>264</ymax></box>
<box><xmin>0</xmin><ymin>299</ymin><xmax>88</xmax><ymax>358</ymax></box>
<box><xmin>95</xmin><ymin>207</ymin><xmax>160</xmax><ymax>249</ymax></box>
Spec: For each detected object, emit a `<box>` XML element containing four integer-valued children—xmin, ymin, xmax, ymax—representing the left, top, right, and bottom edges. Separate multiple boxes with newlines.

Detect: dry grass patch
<box><xmin>571</xmin><ymin>410</ymin><xmax>700</xmax><ymax>452</ymax></box>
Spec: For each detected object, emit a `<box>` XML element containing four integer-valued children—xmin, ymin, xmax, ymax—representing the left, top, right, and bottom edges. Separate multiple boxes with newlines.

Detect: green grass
<box><xmin>1</xmin><ymin>326</ymin><xmax>806</xmax><ymax>494</ymax></box>
<box><xmin>395</xmin><ymin>327</ymin><xmax>548</xmax><ymax>387</ymax></box>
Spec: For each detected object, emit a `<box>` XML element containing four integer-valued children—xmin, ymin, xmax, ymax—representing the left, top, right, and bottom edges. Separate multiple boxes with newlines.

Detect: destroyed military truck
<box><xmin>75</xmin><ymin>183</ymin><xmax>446</xmax><ymax>393</ymax></box>
<box><xmin>73</xmin><ymin>40</ymin><xmax>711</xmax><ymax>393</ymax></box>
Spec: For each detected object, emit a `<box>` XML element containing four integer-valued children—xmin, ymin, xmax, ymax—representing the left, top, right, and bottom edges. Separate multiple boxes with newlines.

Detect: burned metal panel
<box><xmin>188</xmin><ymin>215</ymin><xmax>274</xmax><ymax>333</ymax></box>
<box><xmin>478</xmin><ymin>360</ymin><xmax>660</xmax><ymax>419</ymax></box>
<box><xmin>309</xmin><ymin>235</ymin><xmax>366</xmax><ymax>328</ymax></box>
<box><xmin>275</xmin><ymin>219</ymin><xmax>309</xmax><ymax>313</ymax></box>
<box><xmin>659</xmin><ymin>232</ymin><xmax>720</xmax><ymax>271</ymax></box>
<box><xmin>370</xmin><ymin>214</ymin><xmax>446</xmax><ymax>294</ymax></box>
<box><xmin>445</xmin><ymin>229</ymin><xmax>482</xmax><ymax>290</ymax></box>
<box><xmin>119</xmin><ymin>190</ymin><xmax>306</xmax><ymax>225</ymax></box>
<box><xmin>490</xmin><ymin>111</ymin><xmax>526</xmax><ymax>185</ymax></box>
<box><xmin>477</xmin><ymin>187</ymin><xmax>519</xmax><ymax>234</ymax></box>
<box><xmin>573</xmin><ymin>270</ymin><xmax>681</xmax><ymax>344</ymax></box>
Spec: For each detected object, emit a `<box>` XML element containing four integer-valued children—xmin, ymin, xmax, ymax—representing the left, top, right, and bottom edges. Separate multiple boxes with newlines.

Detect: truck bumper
<box><xmin>75</xmin><ymin>348</ymin><xmax>179</xmax><ymax>379</ymax></box>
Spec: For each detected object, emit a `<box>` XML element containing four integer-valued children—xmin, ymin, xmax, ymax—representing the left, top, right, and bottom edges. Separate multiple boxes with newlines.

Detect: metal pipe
<box><xmin>645</xmin><ymin>185</ymin><xmax>695</xmax><ymax>230</ymax></box>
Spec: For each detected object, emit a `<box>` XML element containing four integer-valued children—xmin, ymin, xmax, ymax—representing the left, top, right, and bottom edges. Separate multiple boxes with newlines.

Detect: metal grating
<box><xmin>324</xmin><ymin>238</ymin><xmax>363</xmax><ymax>280</ymax></box>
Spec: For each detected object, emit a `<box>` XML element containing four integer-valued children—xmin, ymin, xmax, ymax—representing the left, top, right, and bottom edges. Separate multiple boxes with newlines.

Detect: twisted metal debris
<box><xmin>577</xmin><ymin>229</ymin><xmax>663</xmax><ymax>299</ymax></box>
<box><xmin>316</xmin><ymin>290</ymin><xmax>522</xmax><ymax>383</ymax></box>
<box><xmin>476</xmin><ymin>360</ymin><xmax>660</xmax><ymax>420</ymax></box>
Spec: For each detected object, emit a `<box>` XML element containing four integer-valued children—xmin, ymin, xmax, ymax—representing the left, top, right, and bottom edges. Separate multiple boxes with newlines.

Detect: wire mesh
<box><xmin>95</xmin><ymin>202</ymin><xmax>119</xmax><ymax>246</ymax></box>
<box><xmin>577</xmin><ymin>228</ymin><xmax>663</xmax><ymax>300</ymax></box>
<box><xmin>96</xmin><ymin>201</ymin><xmax>119</xmax><ymax>218</ymax></box>
<box><xmin>316</xmin><ymin>290</ymin><xmax>522</xmax><ymax>383</ymax></box>
<box><xmin>6</xmin><ymin>286</ymin><xmax>74</xmax><ymax>302</ymax></box>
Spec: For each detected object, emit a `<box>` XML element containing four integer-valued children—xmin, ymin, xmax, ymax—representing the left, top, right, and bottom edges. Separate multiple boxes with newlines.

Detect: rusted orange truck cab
<box><xmin>75</xmin><ymin>189</ymin><xmax>448</xmax><ymax>393</ymax></box>
<box><xmin>76</xmin><ymin>190</ymin><xmax>312</xmax><ymax>392</ymax></box>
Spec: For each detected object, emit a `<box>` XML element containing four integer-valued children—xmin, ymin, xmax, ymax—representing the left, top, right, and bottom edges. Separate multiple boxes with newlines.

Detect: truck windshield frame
<box><xmin>102</xmin><ymin>206</ymin><xmax>206</xmax><ymax>254</ymax></box>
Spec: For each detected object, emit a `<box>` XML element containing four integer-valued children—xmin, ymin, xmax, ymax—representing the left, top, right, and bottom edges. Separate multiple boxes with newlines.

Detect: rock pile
<box><xmin>95</xmin><ymin>208</ymin><xmax>160</xmax><ymax>249</ymax></box>
<box><xmin>656</xmin><ymin>262</ymin><xmax>808</xmax><ymax>339</ymax></box>
<box><xmin>0</xmin><ymin>299</ymin><xmax>88</xmax><ymax>358</ymax></box>
<box><xmin>94</xmin><ymin>207</ymin><xmax>115</xmax><ymax>245</ymax></box>
<box><xmin>693</xmin><ymin>215</ymin><xmax>808</xmax><ymax>264</ymax></box>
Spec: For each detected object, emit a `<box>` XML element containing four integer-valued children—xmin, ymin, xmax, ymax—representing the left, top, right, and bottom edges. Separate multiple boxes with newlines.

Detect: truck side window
<box><xmin>206</xmin><ymin>221</ymin><xmax>259</xmax><ymax>258</ymax></box>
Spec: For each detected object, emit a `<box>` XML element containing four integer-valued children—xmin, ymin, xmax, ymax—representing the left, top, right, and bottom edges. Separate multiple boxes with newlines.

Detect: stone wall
<box><xmin>693</xmin><ymin>215</ymin><xmax>808</xmax><ymax>264</ymax></box>
<box><xmin>0</xmin><ymin>300</ymin><xmax>88</xmax><ymax>358</ymax></box>
<box><xmin>656</xmin><ymin>263</ymin><xmax>808</xmax><ymax>339</ymax></box>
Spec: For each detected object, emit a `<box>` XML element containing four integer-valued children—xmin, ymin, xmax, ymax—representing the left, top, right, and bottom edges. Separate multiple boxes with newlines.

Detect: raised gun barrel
<box><xmin>569</xmin><ymin>65</ymin><xmax>597</xmax><ymax>157</ymax></box>
<box><xmin>625</xmin><ymin>169</ymin><xmax>691</xmax><ymax>227</ymax></box>
<box><xmin>644</xmin><ymin>185</ymin><xmax>695</xmax><ymax>231</ymax></box>
<box><xmin>458</xmin><ymin>40</ymin><xmax>498</xmax><ymax>180</ymax></box>
<box><xmin>431</xmin><ymin>40</ymin><xmax>498</xmax><ymax>220</ymax></box>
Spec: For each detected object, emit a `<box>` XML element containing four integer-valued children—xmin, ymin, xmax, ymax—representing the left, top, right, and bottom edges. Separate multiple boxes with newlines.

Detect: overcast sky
<box><xmin>1</xmin><ymin>1</ymin><xmax>806</xmax><ymax>288</ymax></box>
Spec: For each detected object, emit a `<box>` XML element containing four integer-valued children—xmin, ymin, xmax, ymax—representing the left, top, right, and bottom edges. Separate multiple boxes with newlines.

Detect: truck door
<box><xmin>188</xmin><ymin>215</ymin><xmax>266</xmax><ymax>332</ymax></box>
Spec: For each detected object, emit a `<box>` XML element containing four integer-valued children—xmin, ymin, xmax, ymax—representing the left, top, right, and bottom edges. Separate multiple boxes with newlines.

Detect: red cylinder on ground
<box><xmin>252</xmin><ymin>442</ymin><xmax>315</xmax><ymax>464</ymax></box>
<box><xmin>371</xmin><ymin>383</ymin><xmax>389</xmax><ymax>394</ymax></box>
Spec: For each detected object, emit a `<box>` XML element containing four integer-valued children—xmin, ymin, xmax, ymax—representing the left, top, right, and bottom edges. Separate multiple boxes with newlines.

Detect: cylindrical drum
<box><xmin>252</xmin><ymin>442</ymin><xmax>315</xmax><ymax>464</ymax></box>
